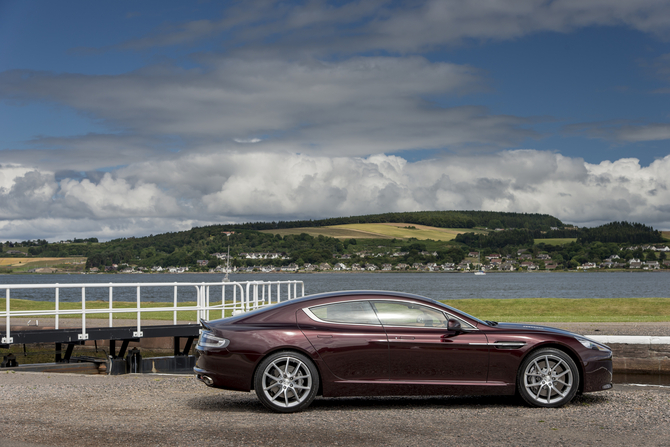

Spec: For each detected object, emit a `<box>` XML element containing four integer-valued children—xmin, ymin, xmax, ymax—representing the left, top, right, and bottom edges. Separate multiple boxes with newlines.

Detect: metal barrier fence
<box><xmin>1</xmin><ymin>280</ymin><xmax>304</xmax><ymax>344</ymax></box>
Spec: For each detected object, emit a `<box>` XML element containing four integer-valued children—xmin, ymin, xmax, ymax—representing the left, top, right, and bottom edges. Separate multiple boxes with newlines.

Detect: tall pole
<box><xmin>223</xmin><ymin>236</ymin><xmax>231</xmax><ymax>282</ymax></box>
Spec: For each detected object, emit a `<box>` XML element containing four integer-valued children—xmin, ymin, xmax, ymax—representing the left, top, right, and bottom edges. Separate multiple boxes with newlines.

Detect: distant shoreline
<box><xmin>1</xmin><ymin>268</ymin><xmax>668</xmax><ymax>276</ymax></box>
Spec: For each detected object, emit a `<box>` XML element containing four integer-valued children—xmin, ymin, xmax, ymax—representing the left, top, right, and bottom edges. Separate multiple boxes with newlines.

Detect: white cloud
<box><xmin>0</xmin><ymin>166</ymin><xmax>58</xmax><ymax>219</ymax></box>
<box><xmin>112</xmin><ymin>0</ymin><xmax>670</xmax><ymax>54</ymax></box>
<box><xmin>0</xmin><ymin>166</ymin><xmax>180</xmax><ymax>222</ymax></box>
<box><xmin>617</xmin><ymin>124</ymin><xmax>670</xmax><ymax>142</ymax></box>
<box><xmin>565</xmin><ymin>121</ymin><xmax>670</xmax><ymax>143</ymax></box>
<box><xmin>361</xmin><ymin>0</ymin><xmax>670</xmax><ymax>52</ymax></box>
<box><xmin>59</xmin><ymin>174</ymin><xmax>182</xmax><ymax>219</ymax></box>
<box><xmin>0</xmin><ymin>133</ymin><xmax>171</xmax><ymax>172</ymax></box>
<box><xmin>1</xmin><ymin>150</ymin><xmax>669</xmax><ymax>241</ymax></box>
<box><xmin>234</xmin><ymin>138</ymin><xmax>262</xmax><ymax>144</ymax></box>
<box><xmin>1</xmin><ymin>56</ymin><xmax>528</xmax><ymax>159</ymax></box>
<box><xmin>0</xmin><ymin>165</ymin><xmax>38</xmax><ymax>190</ymax></box>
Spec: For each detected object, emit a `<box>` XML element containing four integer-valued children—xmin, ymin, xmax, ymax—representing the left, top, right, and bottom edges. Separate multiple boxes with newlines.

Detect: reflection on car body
<box><xmin>195</xmin><ymin>291</ymin><xmax>613</xmax><ymax>412</ymax></box>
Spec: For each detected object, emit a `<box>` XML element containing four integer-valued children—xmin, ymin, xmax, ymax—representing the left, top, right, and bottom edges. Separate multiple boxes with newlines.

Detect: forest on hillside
<box><xmin>576</xmin><ymin>221</ymin><xmax>663</xmax><ymax>244</ymax></box>
<box><xmin>455</xmin><ymin>222</ymin><xmax>663</xmax><ymax>249</ymax></box>
<box><xmin>222</xmin><ymin>210</ymin><xmax>564</xmax><ymax>231</ymax></box>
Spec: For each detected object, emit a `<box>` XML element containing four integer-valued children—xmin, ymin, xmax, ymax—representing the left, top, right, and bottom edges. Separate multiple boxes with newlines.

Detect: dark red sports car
<box><xmin>194</xmin><ymin>291</ymin><xmax>613</xmax><ymax>412</ymax></box>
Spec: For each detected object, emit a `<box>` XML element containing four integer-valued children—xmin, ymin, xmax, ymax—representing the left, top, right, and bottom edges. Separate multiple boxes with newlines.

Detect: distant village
<box><xmin>85</xmin><ymin>244</ymin><xmax>670</xmax><ymax>274</ymax></box>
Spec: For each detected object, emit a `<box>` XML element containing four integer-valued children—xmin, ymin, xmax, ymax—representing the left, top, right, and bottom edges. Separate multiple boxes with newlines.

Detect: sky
<box><xmin>1</xmin><ymin>0</ymin><xmax>670</xmax><ymax>242</ymax></box>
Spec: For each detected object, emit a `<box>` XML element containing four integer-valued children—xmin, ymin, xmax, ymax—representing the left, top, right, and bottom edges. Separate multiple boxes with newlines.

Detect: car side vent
<box><xmin>493</xmin><ymin>341</ymin><xmax>526</xmax><ymax>349</ymax></box>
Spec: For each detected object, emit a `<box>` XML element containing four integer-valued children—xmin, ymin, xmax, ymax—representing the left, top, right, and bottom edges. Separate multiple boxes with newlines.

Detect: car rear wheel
<box><xmin>254</xmin><ymin>351</ymin><xmax>319</xmax><ymax>413</ymax></box>
<box><xmin>517</xmin><ymin>348</ymin><xmax>579</xmax><ymax>408</ymax></box>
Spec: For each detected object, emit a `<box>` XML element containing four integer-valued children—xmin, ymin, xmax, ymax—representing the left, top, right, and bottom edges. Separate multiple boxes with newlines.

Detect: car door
<box><xmin>371</xmin><ymin>300</ymin><xmax>489</xmax><ymax>382</ymax></box>
<box><xmin>297</xmin><ymin>300</ymin><xmax>390</xmax><ymax>381</ymax></box>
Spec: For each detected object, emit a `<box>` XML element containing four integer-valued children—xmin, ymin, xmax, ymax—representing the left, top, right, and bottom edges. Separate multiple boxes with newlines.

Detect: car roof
<box><xmin>282</xmin><ymin>290</ymin><xmax>447</xmax><ymax>311</ymax></box>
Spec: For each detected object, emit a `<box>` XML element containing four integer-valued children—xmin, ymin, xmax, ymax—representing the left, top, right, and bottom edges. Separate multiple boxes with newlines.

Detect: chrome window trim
<box><xmin>303</xmin><ymin>298</ymin><xmax>478</xmax><ymax>330</ymax></box>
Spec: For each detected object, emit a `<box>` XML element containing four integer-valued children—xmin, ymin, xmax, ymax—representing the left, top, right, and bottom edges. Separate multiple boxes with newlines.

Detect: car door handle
<box><xmin>393</xmin><ymin>336</ymin><xmax>414</xmax><ymax>340</ymax></box>
<box><xmin>317</xmin><ymin>335</ymin><xmax>333</xmax><ymax>338</ymax></box>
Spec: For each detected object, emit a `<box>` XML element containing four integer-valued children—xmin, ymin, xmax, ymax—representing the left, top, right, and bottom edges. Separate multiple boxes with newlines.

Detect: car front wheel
<box><xmin>254</xmin><ymin>351</ymin><xmax>319</xmax><ymax>413</ymax></box>
<box><xmin>517</xmin><ymin>348</ymin><xmax>579</xmax><ymax>408</ymax></box>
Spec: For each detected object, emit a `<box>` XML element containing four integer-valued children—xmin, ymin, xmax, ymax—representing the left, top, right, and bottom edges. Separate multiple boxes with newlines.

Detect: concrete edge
<box><xmin>590</xmin><ymin>336</ymin><xmax>670</xmax><ymax>345</ymax></box>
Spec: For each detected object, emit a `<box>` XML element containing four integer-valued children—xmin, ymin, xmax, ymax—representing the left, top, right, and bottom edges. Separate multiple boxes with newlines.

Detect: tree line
<box><xmin>576</xmin><ymin>221</ymin><xmax>663</xmax><ymax>244</ymax></box>
<box><xmin>221</xmin><ymin>210</ymin><xmax>564</xmax><ymax>231</ymax></box>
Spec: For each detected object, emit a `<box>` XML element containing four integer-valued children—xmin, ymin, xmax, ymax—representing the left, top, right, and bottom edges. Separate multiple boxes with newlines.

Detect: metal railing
<box><xmin>1</xmin><ymin>280</ymin><xmax>304</xmax><ymax>344</ymax></box>
<box><xmin>244</xmin><ymin>280</ymin><xmax>305</xmax><ymax>313</ymax></box>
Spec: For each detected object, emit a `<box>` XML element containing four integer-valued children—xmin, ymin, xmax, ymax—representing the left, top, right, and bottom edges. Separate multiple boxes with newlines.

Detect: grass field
<box><xmin>0</xmin><ymin>257</ymin><xmax>86</xmax><ymax>267</ymax></box>
<box><xmin>663</xmin><ymin>231</ymin><xmax>670</xmax><ymax>241</ymax></box>
<box><xmin>441</xmin><ymin>297</ymin><xmax>670</xmax><ymax>322</ymax></box>
<box><xmin>2</xmin><ymin>297</ymin><xmax>669</xmax><ymax>323</ymax></box>
<box><xmin>0</xmin><ymin>258</ymin><xmax>29</xmax><ymax>266</ymax></box>
<box><xmin>0</xmin><ymin>257</ymin><xmax>87</xmax><ymax>273</ymax></box>
<box><xmin>534</xmin><ymin>238</ymin><xmax>578</xmax><ymax>245</ymax></box>
<box><xmin>261</xmin><ymin>223</ymin><xmax>483</xmax><ymax>241</ymax></box>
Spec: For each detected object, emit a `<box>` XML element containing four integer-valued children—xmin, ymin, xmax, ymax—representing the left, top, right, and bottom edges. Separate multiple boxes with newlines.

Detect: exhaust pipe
<box><xmin>198</xmin><ymin>374</ymin><xmax>214</xmax><ymax>386</ymax></box>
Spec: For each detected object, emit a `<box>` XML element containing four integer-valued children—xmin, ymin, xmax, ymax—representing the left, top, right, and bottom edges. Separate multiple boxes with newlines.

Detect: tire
<box><xmin>254</xmin><ymin>351</ymin><xmax>319</xmax><ymax>413</ymax></box>
<box><xmin>517</xmin><ymin>348</ymin><xmax>579</xmax><ymax>408</ymax></box>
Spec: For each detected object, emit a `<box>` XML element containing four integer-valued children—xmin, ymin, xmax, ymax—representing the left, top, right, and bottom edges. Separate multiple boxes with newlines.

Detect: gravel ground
<box><xmin>1</xmin><ymin>372</ymin><xmax>669</xmax><ymax>447</ymax></box>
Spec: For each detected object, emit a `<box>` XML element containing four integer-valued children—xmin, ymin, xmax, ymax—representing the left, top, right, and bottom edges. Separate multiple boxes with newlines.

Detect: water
<box><xmin>0</xmin><ymin>273</ymin><xmax>224</xmax><ymax>303</ymax></box>
<box><xmin>1</xmin><ymin>271</ymin><xmax>669</xmax><ymax>302</ymax></box>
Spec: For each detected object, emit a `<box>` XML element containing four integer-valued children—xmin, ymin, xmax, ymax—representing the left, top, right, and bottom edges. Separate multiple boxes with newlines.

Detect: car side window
<box><xmin>371</xmin><ymin>301</ymin><xmax>450</xmax><ymax>328</ymax></box>
<box><xmin>308</xmin><ymin>301</ymin><xmax>381</xmax><ymax>325</ymax></box>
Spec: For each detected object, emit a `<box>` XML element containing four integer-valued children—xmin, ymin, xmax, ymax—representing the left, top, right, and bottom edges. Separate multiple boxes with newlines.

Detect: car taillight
<box><xmin>198</xmin><ymin>331</ymin><xmax>230</xmax><ymax>349</ymax></box>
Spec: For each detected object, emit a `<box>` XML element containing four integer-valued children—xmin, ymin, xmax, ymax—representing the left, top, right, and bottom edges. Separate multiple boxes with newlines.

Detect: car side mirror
<box><xmin>447</xmin><ymin>318</ymin><xmax>462</xmax><ymax>332</ymax></box>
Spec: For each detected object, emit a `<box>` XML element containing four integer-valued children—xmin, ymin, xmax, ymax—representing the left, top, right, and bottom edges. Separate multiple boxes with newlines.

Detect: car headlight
<box><xmin>576</xmin><ymin>336</ymin><xmax>610</xmax><ymax>352</ymax></box>
<box><xmin>198</xmin><ymin>331</ymin><xmax>230</xmax><ymax>349</ymax></box>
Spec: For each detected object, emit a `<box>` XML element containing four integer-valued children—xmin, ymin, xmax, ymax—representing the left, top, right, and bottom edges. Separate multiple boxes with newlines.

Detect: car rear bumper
<box><xmin>194</xmin><ymin>350</ymin><xmax>261</xmax><ymax>392</ymax></box>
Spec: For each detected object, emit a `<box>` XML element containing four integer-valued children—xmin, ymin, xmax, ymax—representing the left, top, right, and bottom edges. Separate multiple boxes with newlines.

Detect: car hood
<box><xmin>492</xmin><ymin>322</ymin><xmax>583</xmax><ymax>338</ymax></box>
